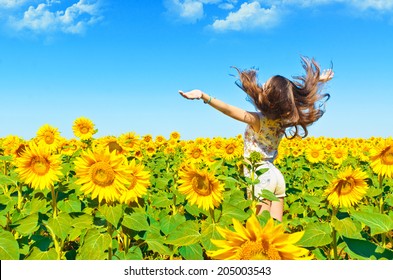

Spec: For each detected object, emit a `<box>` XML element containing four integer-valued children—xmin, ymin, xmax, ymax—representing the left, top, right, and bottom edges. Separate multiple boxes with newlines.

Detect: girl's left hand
<box><xmin>179</xmin><ymin>89</ymin><xmax>203</xmax><ymax>100</ymax></box>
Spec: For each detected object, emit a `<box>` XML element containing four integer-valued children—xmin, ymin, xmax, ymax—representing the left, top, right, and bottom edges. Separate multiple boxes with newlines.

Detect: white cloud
<box><xmin>164</xmin><ymin>0</ymin><xmax>204</xmax><ymax>22</ymax></box>
<box><xmin>211</xmin><ymin>1</ymin><xmax>280</xmax><ymax>31</ymax></box>
<box><xmin>163</xmin><ymin>0</ymin><xmax>393</xmax><ymax>31</ymax></box>
<box><xmin>0</xmin><ymin>0</ymin><xmax>27</xmax><ymax>8</ymax></box>
<box><xmin>349</xmin><ymin>0</ymin><xmax>393</xmax><ymax>11</ymax></box>
<box><xmin>5</xmin><ymin>0</ymin><xmax>102</xmax><ymax>35</ymax></box>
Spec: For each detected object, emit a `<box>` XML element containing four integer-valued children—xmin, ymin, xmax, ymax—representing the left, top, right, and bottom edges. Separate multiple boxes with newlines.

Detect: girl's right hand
<box><xmin>178</xmin><ymin>89</ymin><xmax>203</xmax><ymax>100</ymax></box>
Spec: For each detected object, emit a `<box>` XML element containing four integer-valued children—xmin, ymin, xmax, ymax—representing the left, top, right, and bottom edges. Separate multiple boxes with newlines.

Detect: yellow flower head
<box><xmin>324</xmin><ymin>167</ymin><xmax>369</xmax><ymax>208</ymax></box>
<box><xmin>36</xmin><ymin>124</ymin><xmax>64</xmax><ymax>152</ymax></box>
<box><xmin>119</xmin><ymin>159</ymin><xmax>150</xmax><ymax>204</ymax></box>
<box><xmin>119</xmin><ymin>132</ymin><xmax>140</xmax><ymax>151</ymax></box>
<box><xmin>331</xmin><ymin>146</ymin><xmax>348</xmax><ymax>166</ymax></box>
<box><xmin>305</xmin><ymin>144</ymin><xmax>325</xmax><ymax>163</ymax></box>
<box><xmin>74</xmin><ymin>148</ymin><xmax>131</xmax><ymax>203</ymax></box>
<box><xmin>72</xmin><ymin>117</ymin><xmax>96</xmax><ymax>140</ymax></box>
<box><xmin>170</xmin><ymin>131</ymin><xmax>181</xmax><ymax>141</ymax></box>
<box><xmin>370</xmin><ymin>138</ymin><xmax>393</xmax><ymax>179</ymax></box>
<box><xmin>177</xmin><ymin>164</ymin><xmax>224</xmax><ymax>211</ymax></box>
<box><xmin>15</xmin><ymin>142</ymin><xmax>63</xmax><ymax>190</ymax></box>
<box><xmin>207</xmin><ymin>215</ymin><xmax>312</xmax><ymax>260</ymax></box>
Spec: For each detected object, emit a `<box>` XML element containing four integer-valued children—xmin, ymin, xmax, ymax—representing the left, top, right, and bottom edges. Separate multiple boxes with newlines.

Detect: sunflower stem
<box><xmin>378</xmin><ymin>175</ymin><xmax>386</xmax><ymax>247</ymax></box>
<box><xmin>17</xmin><ymin>183</ymin><xmax>23</xmax><ymax>211</ymax></box>
<box><xmin>50</xmin><ymin>184</ymin><xmax>58</xmax><ymax>218</ymax></box>
<box><xmin>378</xmin><ymin>175</ymin><xmax>385</xmax><ymax>214</ymax></box>
<box><xmin>209</xmin><ymin>208</ymin><xmax>216</xmax><ymax>224</ymax></box>
<box><xmin>331</xmin><ymin>207</ymin><xmax>338</xmax><ymax>260</ymax></box>
<box><xmin>107</xmin><ymin>222</ymin><xmax>113</xmax><ymax>260</ymax></box>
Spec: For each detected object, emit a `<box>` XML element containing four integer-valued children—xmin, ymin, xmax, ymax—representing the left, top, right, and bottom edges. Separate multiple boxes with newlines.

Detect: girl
<box><xmin>179</xmin><ymin>56</ymin><xmax>333</xmax><ymax>221</ymax></box>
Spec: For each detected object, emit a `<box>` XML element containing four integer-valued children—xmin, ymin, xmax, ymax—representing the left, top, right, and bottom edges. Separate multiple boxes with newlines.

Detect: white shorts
<box><xmin>244</xmin><ymin>161</ymin><xmax>286</xmax><ymax>199</ymax></box>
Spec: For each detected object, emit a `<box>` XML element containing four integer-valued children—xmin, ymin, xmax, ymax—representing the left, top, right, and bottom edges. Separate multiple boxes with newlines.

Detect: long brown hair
<box><xmin>235</xmin><ymin>56</ymin><xmax>330</xmax><ymax>138</ymax></box>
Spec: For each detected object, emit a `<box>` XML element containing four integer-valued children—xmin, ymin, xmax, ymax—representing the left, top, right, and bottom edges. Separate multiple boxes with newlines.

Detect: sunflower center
<box><xmin>226</xmin><ymin>144</ymin><xmax>235</xmax><ymax>154</ymax></box>
<box><xmin>191</xmin><ymin>174</ymin><xmax>212</xmax><ymax>196</ymax></box>
<box><xmin>311</xmin><ymin>150</ymin><xmax>319</xmax><ymax>158</ymax></box>
<box><xmin>80</xmin><ymin>126</ymin><xmax>89</xmax><ymax>134</ymax></box>
<box><xmin>44</xmin><ymin>132</ymin><xmax>55</xmax><ymax>144</ymax></box>
<box><xmin>335</xmin><ymin>151</ymin><xmax>343</xmax><ymax>158</ymax></box>
<box><xmin>336</xmin><ymin>177</ymin><xmax>355</xmax><ymax>195</ymax></box>
<box><xmin>381</xmin><ymin>146</ymin><xmax>393</xmax><ymax>165</ymax></box>
<box><xmin>31</xmin><ymin>156</ymin><xmax>50</xmax><ymax>176</ymax></box>
<box><xmin>237</xmin><ymin>240</ymin><xmax>281</xmax><ymax>260</ymax></box>
<box><xmin>91</xmin><ymin>162</ymin><xmax>115</xmax><ymax>187</ymax></box>
<box><xmin>191</xmin><ymin>149</ymin><xmax>202</xmax><ymax>159</ymax></box>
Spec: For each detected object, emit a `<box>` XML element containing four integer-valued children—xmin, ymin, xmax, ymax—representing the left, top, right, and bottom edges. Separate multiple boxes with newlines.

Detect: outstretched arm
<box><xmin>179</xmin><ymin>89</ymin><xmax>260</xmax><ymax>131</ymax></box>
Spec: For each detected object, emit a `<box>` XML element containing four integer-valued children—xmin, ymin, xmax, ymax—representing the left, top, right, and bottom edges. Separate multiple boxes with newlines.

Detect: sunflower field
<box><xmin>0</xmin><ymin>117</ymin><xmax>393</xmax><ymax>260</ymax></box>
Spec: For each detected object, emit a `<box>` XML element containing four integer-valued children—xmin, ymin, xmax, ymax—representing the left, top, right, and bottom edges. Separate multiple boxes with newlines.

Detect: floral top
<box><xmin>244</xmin><ymin>112</ymin><xmax>284</xmax><ymax>162</ymax></box>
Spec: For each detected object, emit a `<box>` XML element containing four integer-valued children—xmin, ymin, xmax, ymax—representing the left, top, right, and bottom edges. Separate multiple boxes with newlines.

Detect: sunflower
<box><xmin>370</xmin><ymin>139</ymin><xmax>393</xmax><ymax>179</ymax></box>
<box><xmin>72</xmin><ymin>117</ymin><xmax>96</xmax><ymax>140</ymax></box>
<box><xmin>119</xmin><ymin>132</ymin><xmax>140</xmax><ymax>151</ymax></box>
<box><xmin>185</xmin><ymin>143</ymin><xmax>206</xmax><ymax>163</ymax></box>
<box><xmin>177</xmin><ymin>164</ymin><xmax>224</xmax><ymax>211</ymax></box>
<box><xmin>35</xmin><ymin>124</ymin><xmax>62</xmax><ymax>152</ymax></box>
<box><xmin>74</xmin><ymin>148</ymin><xmax>131</xmax><ymax>203</ymax></box>
<box><xmin>221</xmin><ymin>138</ymin><xmax>243</xmax><ymax>161</ymax></box>
<box><xmin>170</xmin><ymin>131</ymin><xmax>181</xmax><ymax>141</ymax></box>
<box><xmin>2</xmin><ymin>135</ymin><xmax>23</xmax><ymax>156</ymax></box>
<box><xmin>59</xmin><ymin>138</ymin><xmax>81</xmax><ymax>156</ymax></box>
<box><xmin>207</xmin><ymin>215</ymin><xmax>312</xmax><ymax>260</ymax></box>
<box><xmin>96</xmin><ymin>136</ymin><xmax>126</xmax><ymax>155</ymax></box>
<box><xmin>119</xmin><ymin>159</ymin><xmax>150</xmax><ymax>204</ymax></box>
<box><xmin>15</xmin><ymin>142</ymin><xmax>63</xmax><ymax>190</ymax></box>
<box><xmin>331</xmin><ymin>146</ymin><xmax>348</xmax><ymax>166</ymax></box>
<box><xmin>305</xmin><ymin>144</ymin><xmax>325</xmax><ymax>163</ymax></box>
<box><xmin>324</xmin><ymin>167</ymin><xmax>368</xmax><ymax>208</ymax></box>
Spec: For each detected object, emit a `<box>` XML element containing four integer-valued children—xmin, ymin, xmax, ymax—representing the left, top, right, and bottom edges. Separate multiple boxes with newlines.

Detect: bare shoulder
<box><xmin>244</xmin><ymin>111</ymin><xmax>261</xmax><ymax>132</ymax></box>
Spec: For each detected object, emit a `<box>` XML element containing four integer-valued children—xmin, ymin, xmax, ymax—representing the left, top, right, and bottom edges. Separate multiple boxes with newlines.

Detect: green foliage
<box><xmin>0</xmin><ymin>137</ymin><xmax>393</xmax><ymax>260</ymax></box>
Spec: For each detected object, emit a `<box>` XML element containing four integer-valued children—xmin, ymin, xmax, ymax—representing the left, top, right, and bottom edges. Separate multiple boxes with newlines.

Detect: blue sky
<box><xmin>0</xmin><ymin>0</ymin><xmax>392</xmax><ymax>141</ymax></box>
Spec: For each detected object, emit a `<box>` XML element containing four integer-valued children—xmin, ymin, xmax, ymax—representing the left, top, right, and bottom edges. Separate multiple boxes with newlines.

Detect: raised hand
<box><xmin>178</xmin><ymin>89</ymin><xmax>203</xmax><ymax>100</ymax></box>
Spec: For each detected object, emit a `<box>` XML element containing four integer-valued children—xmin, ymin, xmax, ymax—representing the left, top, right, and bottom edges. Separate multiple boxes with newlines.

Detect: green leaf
<box><xmin>24</xmin><ymin>196</ymin><xmax>49</xmax><ymax>215</ymax></box>
<box><xmin>179</xmin><ymin>243</ymin><xmax>203</xmax><ymax>260</ymax></box>
<box><xmin>45</xmin><ymin>213</ymin><xmax>72</xmax><ymax>241</ymax></box>
<box><xmin>151</xmin><ymin>194</ymin><xmax>173</xmax><ymax>208</ymax></box>
<box><xmin>115</xmin><ymin>246</ymin><xmax>143</xmax><ymax>260</ymax></box>
<box><xmin>166</xmin><ymin>220</ymin><xmax>201</xmax><ymax>246</ymax></box>
<box><xmin>0</xmin><ymin>155</ymin><xmax>13</xmax><ymax>161</ymax></box>
<box><xmin>200</xmin><ymin>221</ymin><xmax>224</xmax><ymax>251</ymax></box>
<box><xmin>58</xmin><ymin>194</ymin><xmax>82</xmax><ymax>213</ymax></box>
<box><xmin>122</xmin><ymin>212</ymin><xmax>149</xmax><ymax>231</ymax></box>
<box><xmin>0</xmin><ymin>231</ymin><xmax>19</xmax><ymax>260</ymax></box>
<box><xmin>0</xmin><ymin>174</ymin><xmax>17</xmax><ymax>186</ymax></box>
<box><xmin>351</xmin><ymin>211</ymin><xmax>393</xmax><ymax>235</ymax></box>
<box><xmin>26</xmin><ymin>247</ymin><xmax>58</xmax><ymax>260</ymax></box>
<box><xmin>14</xmin><ymin>213</ymin><xmax>39</xmax><ymax>236</ymax></box>
<box><xmin>145</xmin><ymin>232</ymin><xmax>172</xmax><ymax>256</ymax></box>
<box><xmin>77</xmin><ymin>229</ymin><xmax>111</xmax><ymax>260</ymax></box>
<box><xmin>303</xmin><ymin>194</ymin><xmax>322</xmax><ymax>208</ymax></box>
<box><xmin>71</xmin><ymin>213</ymin><xmax>94</xmax><ymax>229</ymax></box>
<box><xmin>160</xmin><ymin>213</ymin><xmax>186</xmax><ymax>235</ymax></box>
<box><xmin>99</xmin><ymin>203</ymin><xmax>124</xmax><ymax>227</ymax></box>
<box><xmin>331</xmin><ymin>217</ymin><xmax>362</xmax><ymax>239</ymax></box>
<box><xmin>296</xmin><ymin>222</ymin><xmax>332</xmax><ymax>247</ymax></box>
<box><xmin>221</xmin><ymin>204</ymin><xmax>250</xmax><ymax>221</ymax></box>
<box><xmin>343</xmin><ymin>236</ymin><xmax>393</xmax><ymax>260</ymax></box>
<box><xmin>259</xmin><ymin>189</ymin><xmax>279</xmax><ymax>202</ymax></box>
<box><xmin>289</xmin><ymin>202</ymin><xmax>306</xmax><ymax>215</ymax></box>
